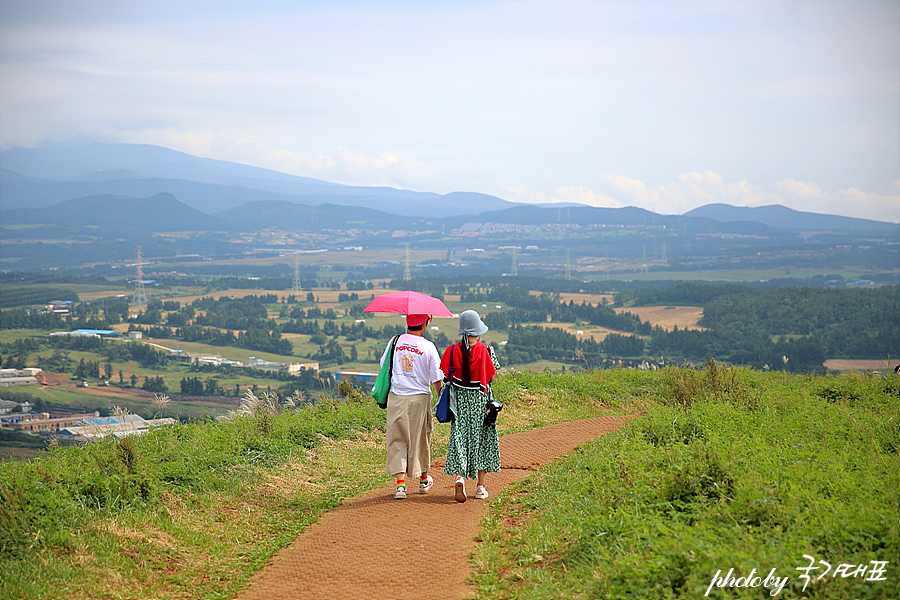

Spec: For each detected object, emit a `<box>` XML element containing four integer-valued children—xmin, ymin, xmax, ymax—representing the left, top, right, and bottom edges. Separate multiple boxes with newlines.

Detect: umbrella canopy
<box><xmin>362</xmin><ymin>290</ymin><xmax>454</xmax><ymax>317</ymax></box>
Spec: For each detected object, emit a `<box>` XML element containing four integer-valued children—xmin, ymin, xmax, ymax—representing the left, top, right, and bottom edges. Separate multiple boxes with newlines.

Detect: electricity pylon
<box><xmin>132</xmin><ymin>245</ymin><xmax>148</xmax><ymax>308</ymax></box>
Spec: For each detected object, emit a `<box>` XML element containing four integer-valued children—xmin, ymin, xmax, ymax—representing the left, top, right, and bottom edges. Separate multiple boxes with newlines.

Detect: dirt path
<box><xmin>233</xmin><ymin>415</ymin><xmax>634</xmax><ymax>600</ymax></box>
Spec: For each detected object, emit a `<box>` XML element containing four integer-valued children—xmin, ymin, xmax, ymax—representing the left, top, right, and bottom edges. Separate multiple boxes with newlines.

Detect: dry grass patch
<box><xmin>824</xmin><ymin>358</ymin><xmax>896</xmax><ymax>373</ymax></box>
<box><xmin>613</xmin><ymin>305</ymin><xmax>706</xmax><ymax>331</ymax></box>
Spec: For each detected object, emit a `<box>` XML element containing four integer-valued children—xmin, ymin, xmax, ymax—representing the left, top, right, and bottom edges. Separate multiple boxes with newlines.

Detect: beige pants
<box><xmin>385</xmin><ymin>391</ymin><xmax>433</xmax><ymax>478</ymax></box>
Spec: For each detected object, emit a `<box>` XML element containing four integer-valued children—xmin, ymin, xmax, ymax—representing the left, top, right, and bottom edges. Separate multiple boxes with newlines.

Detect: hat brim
<box><xmin>458</xmin><ymin>321</ymin><xmax>489</xmax><ymax>336</ymax></box>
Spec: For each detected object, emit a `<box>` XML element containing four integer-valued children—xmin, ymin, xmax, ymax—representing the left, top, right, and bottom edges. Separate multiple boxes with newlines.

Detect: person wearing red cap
<box><xmin>380</xmin><ymin>313</ymin><xmax>444</xmax><ymax>499</ymax></box>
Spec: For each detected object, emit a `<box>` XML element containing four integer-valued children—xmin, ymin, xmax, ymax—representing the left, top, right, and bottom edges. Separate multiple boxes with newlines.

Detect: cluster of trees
<box><xmin>287</xmin><ymin>306</ymin><xmax>340</xmax><ymax>320</ymax></box>
<box><xmin>128</xmin><ymin>323</ymin><xmax>294</xmax><ymax>356</ymax></box>
<box><xmin>282</xmin><ymin>318</ymin><xmax>406</xmax><ymax>344</ymax></box>
<box><xmin>0</xmin><ymin>309</ymin><xmax>67</xmax><ymax>330</ymax></box>
<box><xmin>191</xmin><ymin>295</ymin><xmax>276</xmax><ymax>328</ymax></box>
<box><xmin>70</xmin><ymin>296</ymin><xmax>131</xmax><ymax>324</ymax></box>
<box><xmin>125</xmin><ymin>295</ymin><xmax>295</xmax><ymax>356</ymax></box>
<box><xmin>698</xmin><ymin>286</ymin><xmax>897</xmax><ymax>357</ymax></box>
<box><xmin>1</xmin><ymin>296</ymin><xmax>131</xmax><ymax>332</ymax></box>
<box><xmin>470</xmin><ymin>281</ymin><xmax>898</xmax><ymax>374</ymax></box>
<box><xmin>0</xmin><ymin>286</ymin><xmax>79</xmax><ymax>309</ymax></box>
<box><xmin>498</xmin><ymin>326</ymin><xmax>645</xmax><ymax>367</ymax></box>
<box><xmin>179</xmin><ymin>376</ymin><xmax>227</xmax><ymax>396</ymax></box>
<box><xmin>98</xmin><ymin>339</ymin><xmax>170</xmax><ymax>368</ymax></box>
<box><xmin>141</xmin><ymin>375</ymin><xmax>168</xmax><ymax>393</ymax></box>
<box><xmin>73</xmin><ymin>358</ymin><xmax>112</xmax><ymax>380</ymax></box>
<box><xmin>0</xmin><ymin>337</ymin><xmax>43</xmax><ymax>369</ymax></box>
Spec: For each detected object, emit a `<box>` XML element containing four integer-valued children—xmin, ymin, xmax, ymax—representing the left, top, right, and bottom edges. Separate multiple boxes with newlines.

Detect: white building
<box><xmin>0</xmin><ymin>367</ymin><xmax>42</xmax><ymax>387</ymax></box>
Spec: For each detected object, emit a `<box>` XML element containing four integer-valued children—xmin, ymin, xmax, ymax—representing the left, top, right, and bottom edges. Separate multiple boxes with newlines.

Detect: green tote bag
<box><xmin>371</xmin><ymin>335</ymin><xmax>399</xmax><ymax>409</ymax></box>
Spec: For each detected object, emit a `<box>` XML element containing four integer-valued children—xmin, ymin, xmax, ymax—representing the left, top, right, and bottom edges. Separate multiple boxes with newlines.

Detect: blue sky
<box><xmin>1</xmin><ymin>0</ymin><xmax>898</xmax><ymax>222</ymax></box>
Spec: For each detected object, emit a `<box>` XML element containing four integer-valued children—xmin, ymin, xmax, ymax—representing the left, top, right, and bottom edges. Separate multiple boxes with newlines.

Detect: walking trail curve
<box><xmin>233</xmin><ymin>415</ymin><xmax>635</xmax><ymax>600</ymax></box>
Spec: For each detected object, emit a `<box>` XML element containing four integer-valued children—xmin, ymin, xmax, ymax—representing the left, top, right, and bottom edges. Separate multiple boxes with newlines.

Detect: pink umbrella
<box><xmin>362</xmin><ymin>290</ymin><xmax>454</xmax><ymax>317</ymax></box>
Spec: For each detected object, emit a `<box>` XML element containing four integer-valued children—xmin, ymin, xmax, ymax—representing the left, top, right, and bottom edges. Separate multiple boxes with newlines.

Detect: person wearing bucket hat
<box><xmin>440</xmin><ymin>310</ymin><xmax>501</xmax><ymax>502</ymax></box>
<box><xmin>380</xmin><ymin>313</ymin><xmax>443</xmax><ymax>499</ymax></box>
<box><xmin>457</xmin><ymin>309</ymin><xmax>489</xmax><ymax>336</ymax></box>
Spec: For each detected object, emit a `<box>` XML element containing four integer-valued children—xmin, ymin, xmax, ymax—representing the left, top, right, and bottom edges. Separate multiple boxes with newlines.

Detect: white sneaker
<box><xmin>394</xmin><ymin>485</ymin><xmax>407</xmax><ymax>499</ymax></box>
<box><xmin>419</xmin><ymin>475</ymin><xmax>434</xmax><ymax>494</ymax></box>
<box><xmin>474</xmin><ymin>485</ymin><xmax>489</xmax><ymax>499</ymax></box>
<box><xmin>454</xmin><ymin>476</ymin><xmax>467</xmax><ymax>503</ymax></box>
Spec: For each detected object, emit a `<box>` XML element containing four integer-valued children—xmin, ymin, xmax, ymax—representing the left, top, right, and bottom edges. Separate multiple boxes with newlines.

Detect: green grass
<box><xmin>0</xmin><ymin>392</ymin><xmax>391</xmax><ymax>600</ymax></box>
<box><xmin>1</xmin><ymin>365</ymin><xmax>896</xmax><ymax>599</ymax></box>
<box><xmin>0</xmin><ymin>372</ymin><xmax>635</xmax><ymax>600</ymax></box>
<box><xmin>471</xmin><ymin>365</ymin><xmax>899</xmax><ymax>599</ymax></box>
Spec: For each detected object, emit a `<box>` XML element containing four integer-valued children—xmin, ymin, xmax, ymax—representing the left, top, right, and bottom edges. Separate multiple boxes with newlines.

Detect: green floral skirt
<box><xmin>443</xmin><ymin>385</ymin><xmax>501</xmax><ymax>479</ymax></box>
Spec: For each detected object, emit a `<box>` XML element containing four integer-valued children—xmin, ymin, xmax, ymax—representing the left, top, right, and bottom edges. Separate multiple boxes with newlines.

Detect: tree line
<box><xmin>463</xmin><ymin>282</ymin><xmax>898</xmax><ymax>374</ymax></box>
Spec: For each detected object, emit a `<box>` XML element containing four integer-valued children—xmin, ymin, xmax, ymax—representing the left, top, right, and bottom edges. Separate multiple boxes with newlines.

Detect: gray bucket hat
<box><xmin>457</xmin><ymin>310</ymin><xmax>488</xmax><ymax>336</ymax></box>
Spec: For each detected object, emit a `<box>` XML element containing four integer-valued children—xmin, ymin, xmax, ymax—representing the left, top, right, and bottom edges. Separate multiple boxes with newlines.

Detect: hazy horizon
<box><xmin>1</xmin><ymin>0</ymin><xmax>898</xmax><ymax>223</ymax></box>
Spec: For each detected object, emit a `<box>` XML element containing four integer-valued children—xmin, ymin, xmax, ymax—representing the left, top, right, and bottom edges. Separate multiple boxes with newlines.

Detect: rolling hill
<box><xmin>0</xmin><ymin>143</ymin><xmax>516</xmax><ymax>218</ymax></box>
<box><xmin>684</xmin><ymin>203</ymin><xmax>897</xmax><ymax>233</ymax></box>
<box><xmin>2</xmin><ymin>193</ymin><xmax>234</xmax><ymax>232</ymax></box>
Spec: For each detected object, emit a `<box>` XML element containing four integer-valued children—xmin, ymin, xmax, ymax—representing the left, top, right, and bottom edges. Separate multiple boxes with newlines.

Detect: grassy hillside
<box><xmin>472</xmin><ymin>365</ymin><xmax>899</xmax><ymax>599</ymax></box>
<box><xmin>1</xmin><ymin>366</ymin><xmax>897</xmax><ymax>599</ymax></box>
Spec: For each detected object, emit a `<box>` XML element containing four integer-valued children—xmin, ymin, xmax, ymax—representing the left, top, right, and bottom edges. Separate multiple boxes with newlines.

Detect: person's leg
<box><xmin>418</xmin><ymin>469</ymin><xmax>433</xmax><ymax>493</ymax></box>
<box><xmin>394</xmin><ymin>472</ymin><xmax>407</xmax><ymax>499</ymax></box>
<box><xmin>475</xmin><ymin>470</ymin><xmax>489</xmax><ymax>499</ymax></box>
<box><xmin>454</xmin><ymin>473</ymin><xmax>467</xmax><ymax>502</ymax></box>
<box><xmin>407</xmin><ymin>392</ymin><xmax>433</xmax><ymax>479</ymax></box>
<box><xmin>385</xmin><ymin>392</ymin><xmax>411</xmax><ymax>499</ymax></box>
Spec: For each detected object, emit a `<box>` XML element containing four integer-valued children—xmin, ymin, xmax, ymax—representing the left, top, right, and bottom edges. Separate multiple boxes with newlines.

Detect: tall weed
<box><xmin>663</xmin><ymin>358</ymin><xmax>760</xmax><ymax>410</ymax></box>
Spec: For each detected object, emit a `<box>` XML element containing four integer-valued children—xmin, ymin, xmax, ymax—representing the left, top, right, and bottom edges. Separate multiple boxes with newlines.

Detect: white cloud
<box><xmin>2</xmin><ymin>1</ymin><xmax>897</xmax><ymax>223</ymax></box>
<box><xmin>577</xmin><ymin>171</ymin><xmax>900</xmax><ymax>223</ymax></box>
<box><xmin>597</xmin><ymin>174</ymin><xmax>655</xmax><ymax>204</ymax></box>
<box><xmin>503</xmin><ymin>184</ymin><xmax>620</xmax><ymax>208</ymax></box>
<box><xmin>775</xmin><ymin>179</ymin><xmax>826</xmax><ymax>200</ymax></box>
<box><xmin>835</xmin><ymin>188</ymin><xmax>900</xmax><ymax>223</ymax></box>
<box><xmin>553</xmin><ymin>186</ymin><xmax>621</xmax><ymax>208</ymax></box>
<box><xmin>505</xmin><ymin>185</ymin><xmax>544</xmax><ymax>204</ymax></box>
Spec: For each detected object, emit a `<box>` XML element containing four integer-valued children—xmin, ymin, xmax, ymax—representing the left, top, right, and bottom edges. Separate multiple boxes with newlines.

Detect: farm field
<box><xmin>614</xmin><ymin>305</ymin><xmax>706</xmax><ymax>331</ymax></box>
<box><xmin>556</xmin><ymin>292</ymin><xmax>615</xmax><ymax>304</ymax></box>
<box><xmin>138</xmin><ymin>338</ymin><xmax>298</xmax><ymax>365</ymax></box>
<box><xmin>3</xmin><ymin>281</ymin><xmax>895</xmax><ymax>431</ymax></box>
<box><xmin>590</xmin><ymin>266</ymin><xmax>898</xmax><ymax>283</ymax></box>
<box><xmin>73</xmin><ymin>289</ymin><xmax>132</xmax><ymax>301</ymax></box>
<box><xmin>523</xmin><ymin>322</ymin><xmax>620</xmax><ymax>342</ymax></box>
<box><xmin>28</xmin><ymin>378</ymin><xmax>237</xmax><ymax>419</ymax></box>
<box><xmin>823</xmin><ymin>358</ymin><xmax>897</xmax><ymax>373</ymax></box>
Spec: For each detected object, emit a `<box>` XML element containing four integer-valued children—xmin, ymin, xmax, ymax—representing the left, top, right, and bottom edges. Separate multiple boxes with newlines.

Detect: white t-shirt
<box><xmin>380</xmin><ymin>333</ymin><xmax>443</xmax><ymax>396</ymax></box>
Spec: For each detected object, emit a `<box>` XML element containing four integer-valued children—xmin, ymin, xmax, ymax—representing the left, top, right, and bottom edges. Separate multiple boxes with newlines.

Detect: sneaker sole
<box><xmin>394</xmin><ymin>491</ymin><xmax>407</xmax><ymax>499</ymax></box>
<box><xmin>454</xmin><ymin>480</ymin><xmax>466</xmax><ymax>503</ymax></box>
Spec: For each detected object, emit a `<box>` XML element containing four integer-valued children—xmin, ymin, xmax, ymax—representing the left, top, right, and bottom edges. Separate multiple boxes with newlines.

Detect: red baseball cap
<box><xmin>406</xmin><ymin>314</ymin><xmax>430</xmax><ymax>327</ymax></box>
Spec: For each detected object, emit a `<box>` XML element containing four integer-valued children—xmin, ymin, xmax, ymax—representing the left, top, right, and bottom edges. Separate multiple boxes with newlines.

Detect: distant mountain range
<box><xmin>1</xmin><ymin>142</ymin><xmax>896</xmax><ymax>235</ymax></box>
<box><xmin>683</xmin><ymin>203</ymin><xmax>893</xmax><ymax>233</ymax></box>
<box><xmin>0</xmin><ymin>143</ymin><xmax>514</xmax><ymax>218</ymax></box>
<box><xmin>2</xmin><ymin>192</ymin><xmax>234</xmax><ymax>232</ymax></box>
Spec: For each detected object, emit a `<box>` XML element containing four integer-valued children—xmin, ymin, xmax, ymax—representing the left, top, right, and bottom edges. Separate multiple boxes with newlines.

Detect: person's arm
<box><xmin>487</xmin><ymin>343</ymin><xmax>500</xmax><ymax>370</ymax></box>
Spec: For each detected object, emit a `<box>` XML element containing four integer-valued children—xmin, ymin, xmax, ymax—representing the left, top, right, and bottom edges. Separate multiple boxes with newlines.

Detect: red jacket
<box><xmin>440</xmin><ymin>341</ymin><xmax>495</xmax><ymax>394</ymax></box>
